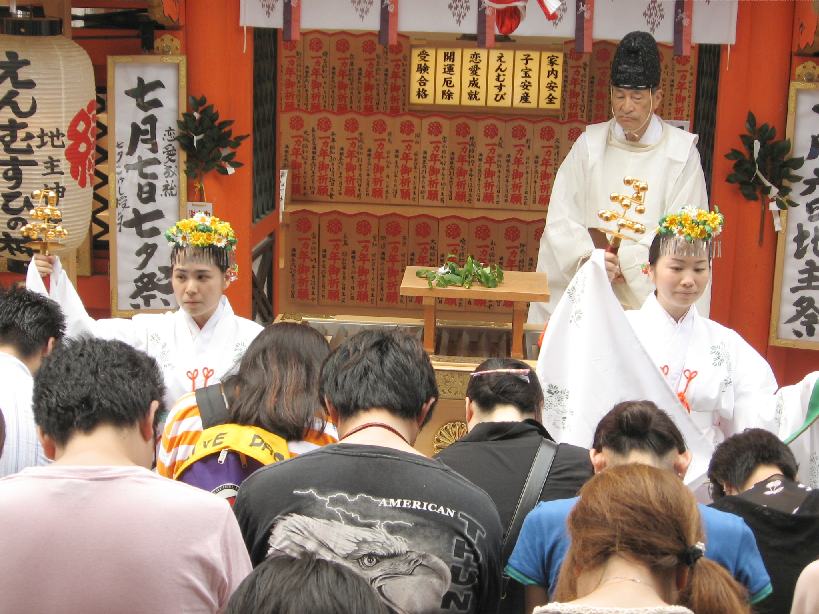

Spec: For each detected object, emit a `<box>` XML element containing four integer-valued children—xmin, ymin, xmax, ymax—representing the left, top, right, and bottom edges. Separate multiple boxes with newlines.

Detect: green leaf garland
<box><xmin>416</xmin><ymin>255</ymin><xmax>504</xmax><ymax>289</ymax></box>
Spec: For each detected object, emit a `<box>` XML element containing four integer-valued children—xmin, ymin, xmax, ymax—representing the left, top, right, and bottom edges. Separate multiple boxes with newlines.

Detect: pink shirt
<box><xmin>0</xmin><ymin>465</ymin><xmax>251</xmax><ymax>613</ymax></box>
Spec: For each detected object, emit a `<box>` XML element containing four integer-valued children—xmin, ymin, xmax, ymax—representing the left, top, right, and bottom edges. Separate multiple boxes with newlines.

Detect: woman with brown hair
<box><xmin>157</xmin><ymin>321</ymin><xmax>336</xmax><ymax>480</ymax></box>
<box><xmin>536</xmin><ymin>463</ymin><xmax>750</xmax><ymax>614</ymax></box>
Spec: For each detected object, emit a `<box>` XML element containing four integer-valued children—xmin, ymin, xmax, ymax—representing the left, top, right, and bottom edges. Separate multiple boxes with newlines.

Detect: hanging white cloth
<box><xmin>535</xmin><ymin>250</ymin><xmax>714</xmax><ymax>487</ymax></box>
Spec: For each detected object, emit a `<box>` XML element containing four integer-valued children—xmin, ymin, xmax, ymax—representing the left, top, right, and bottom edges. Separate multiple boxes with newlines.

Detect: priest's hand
<box><xmin>603</xmin><ymin>251</ymin><xmax>625</xmax><ymax>284</ymax></box>
<box><xmin>32</xmin><ymin>253</ymin><xmax>55</xmax><ymax>278</ymax></box>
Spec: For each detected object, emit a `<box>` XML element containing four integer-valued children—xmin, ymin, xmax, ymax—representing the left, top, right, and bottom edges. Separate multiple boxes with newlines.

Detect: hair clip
<box><xmin>680</xmin><ymin>541</ymin><xmax>705</xmax><ymax>566</ymax></box>
<box><xmin>470</xmin><ymin>368</ymin><xmax>531</xmax><ymax>383</ymax></box>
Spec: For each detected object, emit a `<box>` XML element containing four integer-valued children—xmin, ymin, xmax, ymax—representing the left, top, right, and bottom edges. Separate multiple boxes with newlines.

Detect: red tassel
<box><xmin>575</xmin><ymin>0</ymin><xmax>594</xmax><ymax>54</ymax></box>
<box><xmin>283</xmin><ymin>0</ymin><xmax>301</xmax><ymax>42</ymax></box>
<box><xmin>379</xmin><ymin>0</ymin><xmax>399</xmax><ymax>47</ymax></box>
<box><xmin>478</xmin><ymin>3</ymin><xmax>496</xmax><ymax>49</ymax></box>
<box><xmin>673</xmin><ymin>0</ymin><xmax>693</xmax><ymax>57</ymax></box>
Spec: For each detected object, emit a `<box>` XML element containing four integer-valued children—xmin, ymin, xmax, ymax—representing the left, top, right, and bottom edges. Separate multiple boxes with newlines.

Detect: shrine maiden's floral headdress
<box><xmin>165</xmin><ymin>213</ymin><xmax>239</xmax><ymax>281</ymax></box>
<box><xmin>655</xmin><ymin>205</ymin><xmax>724</xmax><ymax>260</ymax></box>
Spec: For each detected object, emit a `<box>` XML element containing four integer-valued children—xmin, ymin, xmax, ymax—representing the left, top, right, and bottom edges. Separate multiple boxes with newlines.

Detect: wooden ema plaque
<box><xmin>400</xmin><ymin>266</ymin><xmax>548</xmax><ymax>359</ymax></box>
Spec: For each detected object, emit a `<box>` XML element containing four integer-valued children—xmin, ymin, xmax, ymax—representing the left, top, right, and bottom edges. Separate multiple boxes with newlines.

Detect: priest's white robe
<box><xmin>528</xmin><ymin>116</ymin><xmax>709</xmax><ymax>323</ymax></box>
<box><xmin>26</xmin><ymin>259</ymin><xmax>263</xmax><ymax>411</ymax></box>
<box><xmin>625</xmin><ymin>293</ymin><xmax>780</xmax><ymax>447</ymax></box>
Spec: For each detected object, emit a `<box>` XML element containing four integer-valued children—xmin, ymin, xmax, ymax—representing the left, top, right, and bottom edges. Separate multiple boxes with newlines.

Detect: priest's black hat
<box><xmin>611</xmin><ymin>31</ymin><xmax>661</xmax><ymax>90</ymax></box>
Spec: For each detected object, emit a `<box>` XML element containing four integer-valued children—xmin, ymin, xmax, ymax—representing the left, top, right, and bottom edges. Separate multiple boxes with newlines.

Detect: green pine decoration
<box><xmin>725</xmin><ymin>111</ymin><xmax>804</xmax><ymax>245</ymax></box>
<box><xmin>176</xmin><ymin>95</ymin><xmax>249</xmax><ymax>200</ymax></box>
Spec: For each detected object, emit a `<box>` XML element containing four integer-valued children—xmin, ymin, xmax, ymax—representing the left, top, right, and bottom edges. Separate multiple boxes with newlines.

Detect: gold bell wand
<box><xmin>598</xmin><ymin>176</ymin><xmax>648</xmax><ymax>254</ymax></box>
<box><xmin>20</xmin><ymin>189</ymin><xmax>68</xmax><ymax>255</ymax></box>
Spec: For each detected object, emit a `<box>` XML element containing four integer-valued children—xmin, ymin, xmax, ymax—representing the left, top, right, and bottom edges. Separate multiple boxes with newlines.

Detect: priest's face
<box><xmin>649</xmin><ymin>254</ymin><xmax>709</xmax><ymax>321</ymax></box>
<box><xmin>172</xmin><ymin>260</ymin><xmax>230</xmax><ymax>328</ymax></box>
<box><xmin>611</xmin><ymin>86</ymin><xmax>663</xmax><ymax>140</ymax></box>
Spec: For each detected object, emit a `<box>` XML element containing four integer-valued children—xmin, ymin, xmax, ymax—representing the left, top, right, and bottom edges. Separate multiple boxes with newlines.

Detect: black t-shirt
<box><xmin>234</xmin><ymin>443</ymin><xmax>504</xmax><ymax>614</ymax></box>
<box><xmin>434</xmin><ymin>420</ymin><xmax>593</xmax><ymax>533</ymax></box>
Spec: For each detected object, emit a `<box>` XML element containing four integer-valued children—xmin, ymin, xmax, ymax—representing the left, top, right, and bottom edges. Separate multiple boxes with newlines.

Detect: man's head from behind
<box><xmin>708</xmin><ymin>428</ymin><xmax>798</xmax><ymax>499</ymax></box>
<box><xmin>33</xmin><ymin>338</ymin><xmax>166</xmax><ymax>467</ymax></box>
<box><xmin>319</xmin><ymin>329</ymin><xmax>438</xmax><ymax>426</ymax></box>
<box><xmin>591</xmin><ymin>400</ymin><xmax>691</xmax><ymax>478</ymax></box>
<box><xmin>0</xmin><ymin>286</ymin><xmax>65</xmax><ymax>371</ymax></box>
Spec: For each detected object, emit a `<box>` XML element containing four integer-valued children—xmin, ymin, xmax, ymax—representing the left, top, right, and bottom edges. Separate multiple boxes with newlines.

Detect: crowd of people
<box><xmin>1</xmin><ymin>27</ymin><xmax>818</xmax><ymax>614</ymax></box>
<box><xmin>0</xmin><ymin>275</ymin><xmax>817</xmax><ymax>612</ymax></box>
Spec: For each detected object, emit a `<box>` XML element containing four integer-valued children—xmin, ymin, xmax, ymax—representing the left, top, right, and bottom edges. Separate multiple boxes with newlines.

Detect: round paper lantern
<box><xmin>0</xmin><ymin>17</ymin><xmax>95</xmax><ymax>258</ymax></box>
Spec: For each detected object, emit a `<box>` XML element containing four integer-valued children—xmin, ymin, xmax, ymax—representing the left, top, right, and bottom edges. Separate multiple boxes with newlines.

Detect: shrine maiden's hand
<box><xmin>603</xmin><ymin>251</ymin><xmax>625</xmax><ymax>284</ymax></box>
<box><xmin>32</xmin><ymin>254</ymin><xmax>55</xmax><ymax>278</ymax></box>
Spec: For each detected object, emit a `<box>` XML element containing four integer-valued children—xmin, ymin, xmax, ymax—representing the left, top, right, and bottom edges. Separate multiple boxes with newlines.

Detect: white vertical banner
<box><xmin>108</xmin><ymin>56</ymin><xmax>186</xmax><ymax>315</ymax></box>
<box><xmin>772</xmin><ymin>82</ymin><xmax>819</xmax><ymax>350</ymax></box>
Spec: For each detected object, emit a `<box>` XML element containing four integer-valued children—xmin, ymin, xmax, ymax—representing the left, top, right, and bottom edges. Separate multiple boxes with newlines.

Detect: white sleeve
<box><xmin>539</xmin><ymin>136</ymin><xmax>596</xmax><ymax>284</ymax></box>
<box><xmin>720</xmin><ymin>333</ymin><xmax>780</xmax><ymax>436</ymax></box>
<box><xmin>669</xmin><ymin>145</ymin><xmax>709</xmax><ymax>210</ymax></box>
<box><xmin>26</xmin><ymin>257</ymin><xmax>148</xmax><ymax>351</ymax></box>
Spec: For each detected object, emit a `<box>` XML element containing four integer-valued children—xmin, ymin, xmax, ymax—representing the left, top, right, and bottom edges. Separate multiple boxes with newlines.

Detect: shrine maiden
<box><xmin>625</xmin><ymin>208</ymin><xmax>779</xmax><ymax>446</ymax></box>
<box><xmin>28</xmin><ymin>214</ymin><xmax>262</xmax><ymax>410</ymax></box>
<box><xmin>528</xmin><ymin>31</ymin><xmax>708</xmax><ymax>322</ymax></box>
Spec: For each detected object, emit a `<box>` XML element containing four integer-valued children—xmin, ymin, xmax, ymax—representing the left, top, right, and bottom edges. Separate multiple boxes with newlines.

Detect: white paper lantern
<box><xmin>0</xmin><ymin>17</ymin><xmax>95</xmax><ymax>258</ymax></box>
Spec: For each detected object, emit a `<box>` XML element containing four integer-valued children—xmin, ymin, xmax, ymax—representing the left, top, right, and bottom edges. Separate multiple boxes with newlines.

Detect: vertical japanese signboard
<box><xmin>487</xmin><ymin>49</ymin><xmax>513</xmax><ymax>108</ymax></box>
<box><xmin>461</xmin><ymin>49</ymin><xmax>487</xmax><ymax>107</ymax></box>
<box><xmin>540</xmin><ymin>51</ymin><xmax>564</xmax><ymax>110</ymax></box>
<box><xmin>771</xmin><ymin>82</ymin><xmax>819</xmax><ymax>349</ymax></box>
<box><xmin>512</xmin><ymin>51</ymin><xmax>540</xmax><ymax>109</ymax></box>
<box><xmin>410</xmin><ymin>46</ymin><xmax>435</xmax><ymax>105</ymax></box>
<box><xmin>108</xmin><ymin>56</ymin><xmax>186</xmax><ymax>315</ymax></box>
<box><xmin>435</xmin><ymin>48</ymin><xmax>462</xmax><ymax>106</ymax></box>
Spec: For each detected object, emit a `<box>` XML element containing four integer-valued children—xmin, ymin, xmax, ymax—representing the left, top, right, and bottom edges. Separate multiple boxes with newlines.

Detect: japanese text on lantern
<box><xmin>539</xmin><ymin>51</ymin><xmax>564</xmax><ymax>110</ymax></box>
<box><xmin>435</xmin><ymin>48</ymin><xmax>462</xmax><ymax>106</ymax></box>
<box><xmin>461</xmin><ymin>50</ymin><xmax>487</xmax><ymax>107</ymax></box>
<box><xmin>487</xmin><ymin>50</ymin><xmax>512</xmax><ymax>108</ymax></box>
<box><xmin>0</xmin><ymin>49</ymin><xmax>89</xmax><ymax>259</ymax></box>
<box><xmin>112</xmin><ymin>59</ymin><xmax>182</xmax><ymax>312</ymax></box>
<box><xmin>0</xmin><ymin>50</ymin><xmax>38</xmax><ymax>258</ymax></box>
<box><xmin>410</xmin><ymin>47</ymin><xmax>436</xmax><ymax>105</ymax></box>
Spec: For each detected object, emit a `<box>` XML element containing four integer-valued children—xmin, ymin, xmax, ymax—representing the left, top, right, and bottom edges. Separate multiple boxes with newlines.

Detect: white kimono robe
<box><xmin>26</xmin><ymin>259</ymin><xmax>263</xmax><ymax>411</ymax></box>
<box><xmin>625</xmin><ymin>293</ymin><xmax>781</xmax><ymax>447</ymax></box>
<box><xmin>529</xmin><ymin>116</ymin><xmax>709</xmax><ymax>323</ymax></box>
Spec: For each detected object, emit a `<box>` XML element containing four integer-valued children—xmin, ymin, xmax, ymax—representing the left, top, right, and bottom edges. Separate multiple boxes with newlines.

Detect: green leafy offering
<box><xmin>416</xmin><ymin>255</ymin><xmax>504</xmax><ymax>289</ymax></box>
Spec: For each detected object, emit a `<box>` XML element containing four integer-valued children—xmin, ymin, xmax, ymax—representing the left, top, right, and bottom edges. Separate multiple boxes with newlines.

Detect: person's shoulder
<box><xmin>555</xmin><ymin>441</ymin><xmax>590</xmax><ymax>460</ymax></box>
<box><xmin>240</xmin><ymin>444</ymin><xmax>332</xmax><ymax>488</ymax></box>
<box><xmin>164</xmin><ymin>391</ymin><xmax>199</xmax><ymax>421</ymax></box>
<box><xmin>528</xmin><ymin>496</ymin><xmax>578</xmax><ymax>522</ymax></box>
<box><xmin>233</xmin><ymin>314</ymin><xmax>264</xmax><ymax>334</ymax></box>
<box><xmin>660</xmin><ymin>120</ymin><xmax>699</xmax><ymax>147</ymax></box>
<box><xmin>699</xmin><ymin>502</ymin><xmax>748</xmax><ymax>534</ymax></box>
<box><xmin>135</xmin><ymin>469</ymin><xmax>234</xmax><ymax>511</ymax></box>
<box><xmin>132</xmin><ymin>310</ymin><xmax>174</xmax><ymax>323</ymax></box>
<box><xmin>699</xmin><ymin>316</ymin><xmax>767</xmax><ymax>361</ymax></box>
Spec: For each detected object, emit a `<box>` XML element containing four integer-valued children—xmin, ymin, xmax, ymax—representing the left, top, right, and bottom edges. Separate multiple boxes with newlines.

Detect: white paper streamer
<box><xmin>753</xmin><ymin>139</ymin><xmax>784</xmax><ymax>233</ymax></box>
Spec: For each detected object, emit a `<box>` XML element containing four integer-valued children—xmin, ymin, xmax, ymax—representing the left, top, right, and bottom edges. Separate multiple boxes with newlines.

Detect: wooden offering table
<box><xmin>400</xmin><ymin>266</ymin><xmax>549</xmax><ymax>359</ymax></box>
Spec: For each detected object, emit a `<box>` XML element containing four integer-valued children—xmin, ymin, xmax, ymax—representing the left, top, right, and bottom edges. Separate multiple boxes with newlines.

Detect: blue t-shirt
<box><xmin>505</xmin><ymin>497</ymin><xmax>773</xmax><ymax>605</ymax></box>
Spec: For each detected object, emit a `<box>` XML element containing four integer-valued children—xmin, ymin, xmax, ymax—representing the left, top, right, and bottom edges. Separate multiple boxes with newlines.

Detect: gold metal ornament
<box><xmin>432</xmin><ymin>420</ymin><xmax>468</xmax><ymax>454</ymax></box>
<box><xmin>597</xmin><ymin>176</ymin><xmax>648</xmax><ymax>251</ymax></box>
<box><xmin>20</xmin><ymin>189</ymin><xmax>68</xmax><ymax>255</ymax></box>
